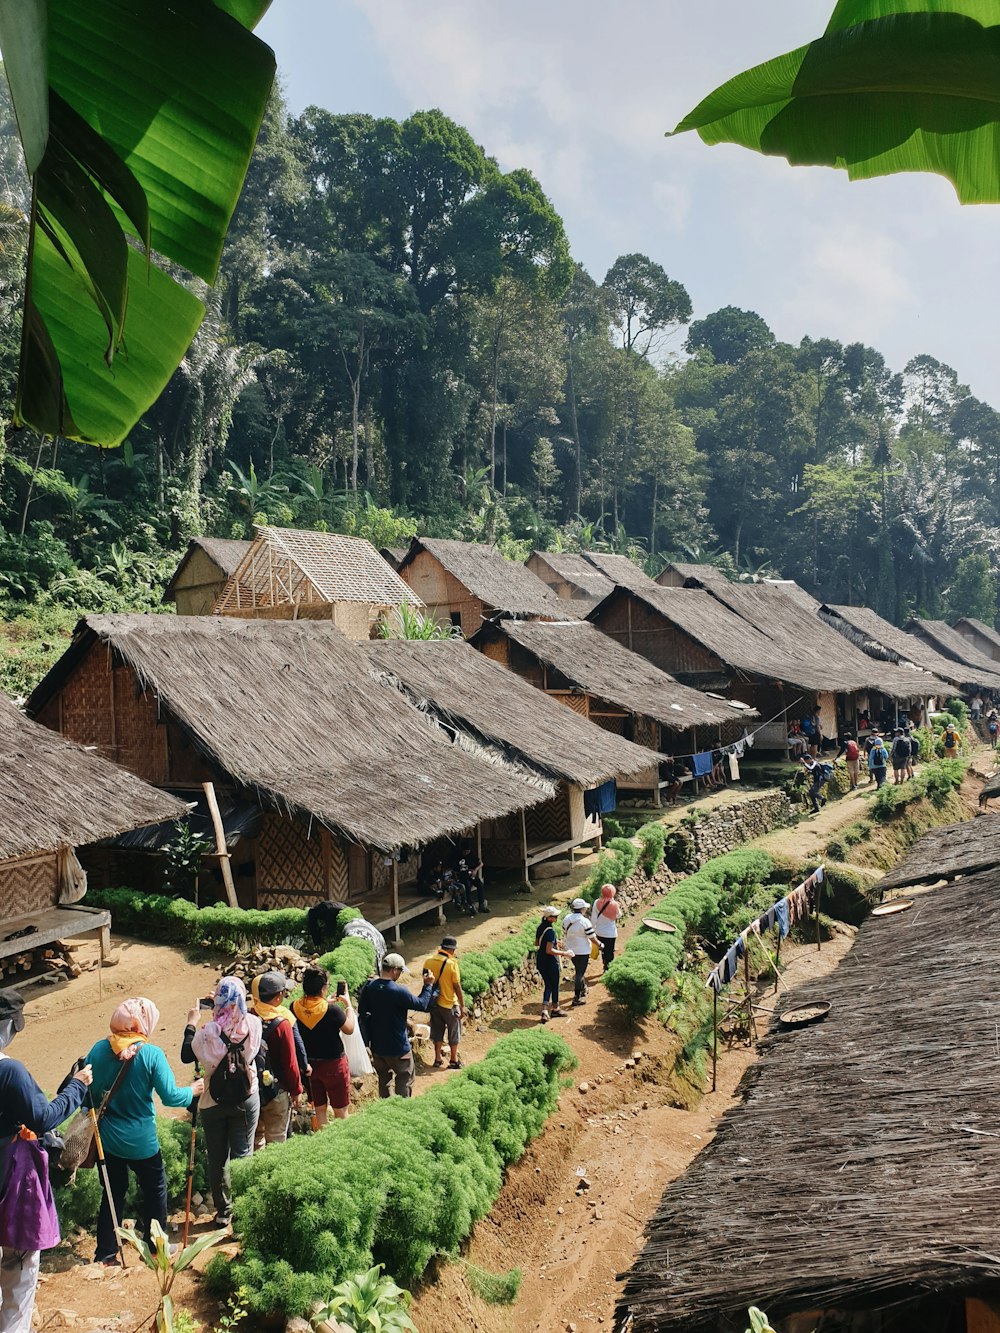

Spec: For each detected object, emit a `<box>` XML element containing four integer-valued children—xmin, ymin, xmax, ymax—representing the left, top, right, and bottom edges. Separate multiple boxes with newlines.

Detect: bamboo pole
<box><xmin>712</xmin><ymin>988</ymin><xmax>718</xmax><ymax>1092</ymax></box>
<box><xmin>203</xmin><ymin>781</ymin><xmax>239</xmax><ymax>908</ymax></box>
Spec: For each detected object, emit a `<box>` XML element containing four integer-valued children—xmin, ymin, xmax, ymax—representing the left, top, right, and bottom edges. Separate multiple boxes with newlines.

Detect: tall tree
<box><xmin>601</xmin><ymin>254</ymin><xmax>691</xmax><ymax>359</ymax></box>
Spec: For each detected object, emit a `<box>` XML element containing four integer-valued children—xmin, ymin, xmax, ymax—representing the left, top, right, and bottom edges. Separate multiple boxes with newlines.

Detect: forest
<box><xmin>0</xmin><ymin>79</ymin><xmax>998</xmax><ymax>695</ymax></box>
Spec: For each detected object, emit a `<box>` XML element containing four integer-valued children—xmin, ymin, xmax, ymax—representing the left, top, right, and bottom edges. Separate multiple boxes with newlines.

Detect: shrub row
<box><xmin>208</xmin><ymin>1029</ymin><xmax>576</xmax><ymax>1316</ymax></box>
<box><xmin>870</xmin><ymin>757</ymin><xmax>966</xmax><ymax>820</ymax></box>
<box><xmin>604</xmin><ymin>850</ymin><xmax>774</xmax><ymax>1019</ymax></box>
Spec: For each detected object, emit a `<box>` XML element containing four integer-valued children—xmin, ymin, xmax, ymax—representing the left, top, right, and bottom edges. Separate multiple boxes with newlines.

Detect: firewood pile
<box><xmin>225</xmin><ymin>942</ymin><xmax>319</xmax><ymax>987</ymax></box>
<box><xmin>0</xmin><ymin>939</ymin><xmax>97</xmax><ymax>981</ymax></box>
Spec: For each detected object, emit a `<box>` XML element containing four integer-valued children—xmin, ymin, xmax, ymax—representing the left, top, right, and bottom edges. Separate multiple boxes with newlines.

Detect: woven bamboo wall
<box><xmin>591</xmin><ymin>712</ymin><xmax>625</xmax><ymax>734</ymax></box>
<box><xmin>173</xmin><ymin>548</ymin><xmax>229</xmax><ymax>617</ymax></box>
<box><xmin>59</xmin><ymin>640</ymin><xmax>115</xmax><ymax>751</ymax></box>
<box><xmin>479</xmin><ymin>637</ymin><xmax>510</xmax><ymax>667</ymax></box>
<box><xmin>257</xmin><ymin>810</ymin><xmax>326</xmax><ymax>907</ymax></box>
<box><xmin>593</xmin><ymin>595</ymin><xmax>722</xmax><ymax>677</ymax></box>
<box><xmin>399</xmin><ymin>551</ymin><xmax>485</xmax><ymax>637</ymax></box>
<box><xmin>525</xmin><ymin>787</ymin><xmax>571</xmax><ymax>845</ymax></box>
<box><xmin>114</xmin><ymin>664</ymin><xmax>169</xmax><ymax>784</ymax></box>
<box><xmin>0</xmin><ymin>853</ymin><xmax>59</xmax><ymax>920</ymax></box>
<box><xmin>552</xmin><ymin>691</ymin><xmax>589</xmax><ymax>717</ymax></box>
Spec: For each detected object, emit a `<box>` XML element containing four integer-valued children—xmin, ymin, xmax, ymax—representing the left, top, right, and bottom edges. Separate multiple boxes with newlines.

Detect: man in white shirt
<box><xmin>562</xmin><ymin>897</ymin><xmax>596</xmax><ymax>1006</ymax></box>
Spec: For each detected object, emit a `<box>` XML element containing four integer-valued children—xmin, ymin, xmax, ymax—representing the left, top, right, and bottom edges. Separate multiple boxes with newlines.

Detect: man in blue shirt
<box><xmin>358</xmin><ymin>954</ymin><xmax>434</xmax><ymax>1098</ymax></box>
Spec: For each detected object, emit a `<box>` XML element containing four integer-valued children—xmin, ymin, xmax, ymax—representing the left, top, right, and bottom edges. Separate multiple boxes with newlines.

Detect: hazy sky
<box><xmin>258</xmin><ymin>1</ymin><xmax>1000</xmax><ymax>404</ymax></box>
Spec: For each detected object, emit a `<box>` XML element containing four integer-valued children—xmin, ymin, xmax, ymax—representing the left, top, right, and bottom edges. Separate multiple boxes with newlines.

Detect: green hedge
<box><xmin>208</xmin><ymin>1029</ymin><xmax>576</xmax><ymax>1316</ymax></box>
<box><xmin>604</xmin><ymin>850</ymin><xmax>773</xmax><ymax>1019</ymax></box>
<box><xmin>871</xmin><ymin>757</ymin><xmax>965</xmax><ymax>821</ymax></box>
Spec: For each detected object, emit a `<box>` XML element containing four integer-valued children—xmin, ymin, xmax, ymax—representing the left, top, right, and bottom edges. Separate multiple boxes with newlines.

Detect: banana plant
<box><xmin>0</xmin><ymin>1</ymin><xmax>277</xmax><ymax>446</ymax></box>
<box><xmin>118</xmin><ymin>1218</ymin><xmax>230</xmax><ymax>1333</ymax></box>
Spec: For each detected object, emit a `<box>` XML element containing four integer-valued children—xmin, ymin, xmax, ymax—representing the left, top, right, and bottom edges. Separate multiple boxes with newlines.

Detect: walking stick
<box><xmin>182</xmin><ymin>1068</ymin><xmax>200</xmax><ymax>1248</ymax></box>
<box><xmin>88</xmin><ymin>1088</ymin><xmax>126</xmax><ymax>1268</ymax></box>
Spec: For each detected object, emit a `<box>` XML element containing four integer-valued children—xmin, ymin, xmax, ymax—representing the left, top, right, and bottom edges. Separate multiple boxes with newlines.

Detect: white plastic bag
<box><xmin>342</xmin><ymin>1021</ymin><xmax>373</xmax><ymax>1076</ymax></box>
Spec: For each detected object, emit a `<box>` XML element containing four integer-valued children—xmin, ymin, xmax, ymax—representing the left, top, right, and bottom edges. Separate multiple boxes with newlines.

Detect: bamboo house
<box><xmin>952</xmin><ymin>616</ymin><xmax>1000</xmax><ymax>665</ymax></box>
<box><xmin>27</xmin><ymin>616</ymin><xmax>565</xmax><ymax>939</ymax></box>
<box><xmin>470</xmin><ymin>618</ymin><xmax>756</xmax><ymax>804</ymax></box>
<box><xmin>164</xmin><ymin>536</ymin><xmax>251</xmax><ymax>617</ymax></box>
<box><xmin>617</xmin><ymin>853</ymin><xmax>1000</xmax><ymax>1333</ymax></box>
<box><xmin>907</xmin><ymin>616</ymin><xmax>1000</xmax><ymax>690</ymax></box>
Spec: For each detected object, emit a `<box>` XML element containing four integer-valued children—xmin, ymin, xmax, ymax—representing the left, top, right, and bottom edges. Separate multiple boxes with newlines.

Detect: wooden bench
<box><xmin>0</xmin><ymin>904</ymin><xmax>112</xmax><ymax>993</ymax></box>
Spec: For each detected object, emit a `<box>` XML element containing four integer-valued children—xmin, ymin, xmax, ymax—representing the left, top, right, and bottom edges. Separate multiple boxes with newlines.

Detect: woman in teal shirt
<box><xmin>86</xmin><ymin>997</ymin><xmax>203</xmax><ymax>1264</ymax></box>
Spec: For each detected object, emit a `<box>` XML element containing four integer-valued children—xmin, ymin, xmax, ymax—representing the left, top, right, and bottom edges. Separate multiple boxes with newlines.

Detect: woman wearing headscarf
<box><xmin>181</xmin><ymin>977</ymin><xmax>261</xmax><ymax>1225</ymax></box>
<box><xmin>590</xmin><ymin>883</ymin><xmax>621</xmax><ymax>971</ymax></box>
<box><xmin>0</xmin><ymin>989</ymin><xmax>92</xmax><ymax>1331</ymax></box>
<box><xmin>86</xmin><ymin>998</ymin><xmax>202</xmax><ymax>1265</ymax></box>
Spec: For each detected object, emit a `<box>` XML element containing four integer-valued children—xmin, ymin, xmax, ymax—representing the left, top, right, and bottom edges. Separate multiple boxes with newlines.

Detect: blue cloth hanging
<box><xmin>692</xmin><ymin>751</ymin><xmax>713</xmax><ymax>777</ymax></box>
<box><xmin>584</xmin><ymin>780</ymin><xmax>618</xmax><ymax>818</ymax></box>
<box><xmin>774</xmin><ymin>899</ymin><xmax>791</xmax><ymax>939</ymax></box>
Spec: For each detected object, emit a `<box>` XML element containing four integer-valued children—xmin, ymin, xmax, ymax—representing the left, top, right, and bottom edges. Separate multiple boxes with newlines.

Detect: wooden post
<box><xmin>815</xmin><ymin>878</ymin><xmax>822</xmax><ymax>953</ymax></box>
<box><xmin>743</xmin><ymin>946</ymin><xmax>758</xmax><ymax>1044</ymax></box>
<box><xmin>390</xmin><ymin>859</ymin><xmax>401</xmax><ymax>945</ymax></box>
<box><xmin>711</xmin><ymin>988</ymin><xmax>718</xmax><ymax>1092</ymax></box>
<box><xmin>203</xmin><ymin>781</ymin><xmax>239</xmax><ymax>908</ymax></box>
<box><xmin>774</xmin><ymin>930</ymin><xmax>781</xmax><ymax>994</ymax></box>
<box><xmin>321</xmin><ymin>827</ymin><xmax>332</xmax><ymax>900</ymax></box>
<box><xmin>519</xmin><ymin>807</ymin><xmax>530</xmax><ymax>888</ymax></box>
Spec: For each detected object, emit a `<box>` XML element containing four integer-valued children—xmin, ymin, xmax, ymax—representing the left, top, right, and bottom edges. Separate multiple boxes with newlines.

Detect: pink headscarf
<box><xmin>594</xmin><ymin>884</ymin><xmax>621</xmax><ymax>921</ymax></box>
<box><xmin>109</xmin><ymin>997</ymin><xmax>160</xmax><ymax>1060</ymax></box>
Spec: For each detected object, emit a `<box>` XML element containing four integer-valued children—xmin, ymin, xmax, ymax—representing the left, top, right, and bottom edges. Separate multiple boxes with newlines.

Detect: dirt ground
<box><xmin>27</xmin><ymin>752</ymin><xmax>994</xmax><ymax>1331</ymax></box>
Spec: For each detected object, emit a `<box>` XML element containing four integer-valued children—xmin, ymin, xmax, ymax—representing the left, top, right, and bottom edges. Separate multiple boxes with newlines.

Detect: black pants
<box><xmin>96</xmin><ymin>1149</ymin><xmax>167</xmax><ymax>1263</ymax></box>
<box><xmin>597</xmin><ymin>935</ymin><xmax>616</xmax><ymax>969</ymax></box>
<box><xmin>572</xmin><ymin>954</ymin><xmax>589</xmax><ymax>1001</ymax></box>
<box><xmin>537</xmin><ymin>956</ymin><xmax>560</xmax><ymax>1007</ymax></box>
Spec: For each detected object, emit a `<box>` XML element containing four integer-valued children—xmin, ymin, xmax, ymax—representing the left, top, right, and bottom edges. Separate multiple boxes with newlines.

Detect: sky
<box><xmin>258</xmin><ymin>1</ymin><xmax>1000</xmax><ymax>405</ymax></box>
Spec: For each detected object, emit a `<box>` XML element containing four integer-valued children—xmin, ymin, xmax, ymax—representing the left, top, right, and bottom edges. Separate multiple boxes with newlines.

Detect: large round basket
<box><xmin>779</xmin><ymin>1000</ymin><xmax>831</xmax><ymax>1029</ymax></box>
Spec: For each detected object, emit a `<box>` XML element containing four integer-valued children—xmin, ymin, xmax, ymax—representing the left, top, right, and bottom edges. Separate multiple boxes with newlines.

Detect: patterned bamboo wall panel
<box><xmin>166</xmin><ymin>723</ymin><xmax>212</xmax><ymax>785</ymax></box>
<box><xmin>257</xmin><ymin>811</ymin><xmax>325</xmax><ymax>904</ymax></box>
<box><xmin>567</xmin><ymin>784</ymin><xmax>589</xmax><ymax>841</ymax></box>
<box><xmin>60</xmin><ymin>641</ymin><xmax>114</xmax><ymax>751</ymax></box>
<box><xmin>480</xmin><ymin>638</ymin><xmax>509</xmax><ymax>666</ymax></box>
<box><xmin>0</xmin><ymin>854</ymin><xmax>58</xmax><ymax>920</ymax></box>
<box><xmin>632</xmin><ymin>715</ymin><xmax>658</xmax><ymax>750</ymax></box>
<box><xmin>591</xmin><ymin>713</ymin><xmax>625</xmax><ymax>734</ymax></box>
<box><xmin>114</xmin><ymin>666</ymin><xmax>169</xmax><ymax>783</ymax></box>
<box><xmin>525</xmin><ymin>789</ymin><xmax>571</xmax><ymax>844</ymax></box>
<box><xmin>552</xmin><ymin>692</ymin><xmax>589</xmax><ymax>717</ymax></box>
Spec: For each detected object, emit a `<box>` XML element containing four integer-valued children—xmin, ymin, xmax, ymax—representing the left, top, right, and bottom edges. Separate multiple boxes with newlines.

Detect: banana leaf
<box><xmin>671</xmin><ymin>2</ymin><xmax>1000</xmax><ymax>205</ymax></box>
<box><xmin>0</xmin><ymin>0</ymin><xmax>276</xmax><ymax>445</ymax></box>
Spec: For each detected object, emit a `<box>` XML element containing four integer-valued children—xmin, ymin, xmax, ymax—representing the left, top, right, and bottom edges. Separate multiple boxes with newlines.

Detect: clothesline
<box><xmin>662</xmin><ymin>695</ymin><xmax>806</xmax><ymax>766</ymax></box>
<box><xmin>705</xmin><ymin>864</ymin><xmax>825</xmax><ymax>993</ymax></box>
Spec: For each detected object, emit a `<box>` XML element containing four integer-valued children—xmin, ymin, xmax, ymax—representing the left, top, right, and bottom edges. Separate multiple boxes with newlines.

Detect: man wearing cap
<box><xmin>358</xmin><ymin>955</ymin><xmax>435</xmax><ymax>1098</ymax></box>
<box><xmin>423</xmin><ymin>938</ymin><xmax>465</xmax><ymax>1070</ymax></box>
<box><xmin>562</xmin><ymin>899</ymin><xmax>597</xmax><ymax>1006</ymax></box>
<box><xmin>0</xmin><ymin>988</ymin><xmax>93</xmax><ymax>1328</ymax></box>
<box><xmin>250</xmin><ymin>972</ymin><xmax>303</xmax><ymax>1148</ymax></box>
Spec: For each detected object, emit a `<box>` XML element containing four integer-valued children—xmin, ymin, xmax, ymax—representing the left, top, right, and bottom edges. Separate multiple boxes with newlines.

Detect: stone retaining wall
<box><xmin>471</xmin><ymin>788</ymin><xmax>792</xmax><ymax>1021</ymax></box>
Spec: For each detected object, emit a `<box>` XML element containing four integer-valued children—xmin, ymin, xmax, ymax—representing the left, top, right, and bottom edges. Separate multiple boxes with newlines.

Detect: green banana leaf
<box><xmin>0</xmin><ymin>0</ymin><xmax>276</xmax><ymax>445</ymax></box>
<box><xmin>671</xmin><ymin>3</ymin><xmax>1000</xmax><ymax>204</ymax></box>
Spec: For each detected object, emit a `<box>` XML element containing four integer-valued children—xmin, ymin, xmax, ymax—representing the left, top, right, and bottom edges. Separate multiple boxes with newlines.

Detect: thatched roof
<box><xmin>400</xmin><ymin>537</ymin><xmax>572</xmax><ymax>618</ymax></box>
<box><xmin>217</xmin><ymin>526</ymin><xmax>418</xmax><ymax>612</ymax></box>
<box><xmin>908</xmin><ymin>617</ymin><xmax>1000</xmax><ymax>685</ymax></box>
<box><xmin>878</xmin><ymin>815</ymin><xmax>1000</xmax><ymax>891</ymax></box>
<box><xmin>164</xmin><ymin>536</ymin><xmax>250</xmax><ymax>598</ymax></box>
<box><xmin>760</xmin><ymin>577</ymin><xmax>822</xmax><ymax>613</ymax></box>
<box><xmin>655</xmin><ymin>560</ymin><xmax>733</xmax><ymax>589</ymax></box>
<box><xmin>528</xmin><ymin>551</ymin><xmax>617</xmax><ymax>601</ymax></box>
<box><xmin>365</xmin><ymin>638</ymin><xmax>658</xmax><ymax>783</ymax></box>
<box><xmin>0</xmin><ymin>694</ymin><xmax>186</xmax><ymax>860</ymax></box>
<box><xmin>954</xmin><ymin>616</ymin><xmax>1000</xmax><ymax>658</ymax></box>
<box><xmin>618</xmin><ymin>865</ymin><xmax>1000</xmax><ymax>1331</ymax></box>
<box><xmin>472</xmin><ymin>619</ymin><xmax>756</xmax><ymax>732</ymax></box>
<box><xmin>379</xmin><ymin>546</ymin><xmax>408</xmax><ymax>571</ymax></box>
<box><xmin>822</xmin><ymin>603</ymin><xmax>995</xmax><ymax>690</ymax></box>
<box><xmin>28</xmin><ymin>616</ymin><xmax>553</xmax><ymax>851</ymax></box>
<box><xmin>578</xmin><ymin>550</ymin><xmax>660</xmax><ymax>594</ymax></box>
<box><xmin>591</xmin><ymin>584</ymin><xmax>930</xmax><ymax>698</ymax></box>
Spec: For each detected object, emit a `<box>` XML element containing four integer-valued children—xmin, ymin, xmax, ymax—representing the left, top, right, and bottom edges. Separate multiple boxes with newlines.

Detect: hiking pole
<box><xmin>88</xmin><ymin>1087</ymin><xmax>126</xmax><ymax>1268</ymax></box>
<box><xmin>182</xmin><ymin>1065</ymin><xmax>201</xmax><ymax>1248</ymax></box>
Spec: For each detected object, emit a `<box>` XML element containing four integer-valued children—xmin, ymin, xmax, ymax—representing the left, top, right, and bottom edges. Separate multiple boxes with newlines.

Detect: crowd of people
<box><xmin>533</xmin><ymin>886</ymin><xmax>619</xmax><ymax>1022</ymax></box>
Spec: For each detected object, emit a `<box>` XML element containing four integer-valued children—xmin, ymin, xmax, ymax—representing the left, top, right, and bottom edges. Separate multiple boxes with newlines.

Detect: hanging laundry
<box><xmin>692</xmin><ymin>751</ymin><xmax>714</xmax><ymax>777</ymax></box>
<box><xmin>758</xmin><ymin>904</ymin><xmax>777</xmax><ymax>934</ymax></box>
<box><xmin>774</xmin><ymin>899</ymin><xmax>790</xmax><ymax>938</ymax></box>
<box><xmin>748</xmin><ymin>918</ymin><xmax>762</xmax><ymax>937</ymax></box>
<box><xmin>719</xmin><ymin>936</ymin><xmax>745</xmax><ymax>984</ymax></box>
<box><xmin>728</xmin><ymin>753</ymin><xmax>740</xmax><ymax>780</ymax></box>
<box><xmin>741</xmin><ymin>728</ymin><xmax>755</xmax><ymax>749</ymax></box>
<box><xmin>584</xmin><ymin>779</ymin><xmax>618</xmax><ymax>817</ymax></box>
<box><xmin>706</xmin><ymin>968</ymin><xmax>722</xmax><ymax>993</ymax></box>
<box><xmin>815</xmin><ymin>865</ymin><xmax>824</xmax><ymax>884</ymax></box>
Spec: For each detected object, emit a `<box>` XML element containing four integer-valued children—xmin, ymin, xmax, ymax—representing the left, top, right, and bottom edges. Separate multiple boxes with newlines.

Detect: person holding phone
<box><xmin>290</xmin><ymin>967</ymin><xmax>355</xmax><ymax>1124</ymax></box>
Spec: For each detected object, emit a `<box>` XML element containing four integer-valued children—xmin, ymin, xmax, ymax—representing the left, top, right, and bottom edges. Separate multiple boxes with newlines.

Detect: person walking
<box><xmin>800</xmin><ymin>753</ymin><xmax>826</xmax><ymax>813</ymax></box>
<box><xmin>87</xmin><ymin>998</ymin><xmax>202</xmax><ymax>1266</ymax></box>
<box><xmin>562</xmin><ymin>898</ymin><xmax>597</xmax><ymax>1006</ymax></box>
<box><xmin>971</xmin><ymin>693</ymin><xmax>983</xmax><ymax>722</ymax></box>
<box><xmin>904</xmin><ymin>726</ymin><xmax>918</xmax><ymax>780</ymax></box>
<box><xmin>590</xmin><ymin>884</ymin><xmax>620</xmax><ymax>971</ymax></box>
<box><xmin>423</xmin><ymin>938</ymin><xmax>464</xmax><ymax>1070</ymax></box>
<box><xmin>836</xmin><ymin>732</ymin><xmax>860</xmax><ymax>790</ymax></box>
<box><xmin>249</xmin><ymin>973</ymin><xmax>303</xmax><ymax>1148</ymax></box>
<box><xmin>357</xmin><ymin>954</ymin><xmax>434</xmax><ymax>1097</ymax></box>
<box><xmin>291</xmin><ymin>967</ymin><xmax>355</xmax><ymax>1124</ymax></box>
<box><xmin>535</xmin><ymin>907</ymin><xmax>571</xmax><ymax>1022</ymax></box>
<box><xmin>890</xmin><ymin>728</ymin><xmax>910</xmax><ymax>785</ymax></box>
<box><xmin>0</xmin><ymin>989</ymin><xmax>92</xmax><ymax>1330</ymax></box>
<box><xmin>990</xmin><ymin>710</ymin><xmax>999</xmax><ymax>749</ymax></box>
<box><xmin>182</xmin><ymin>976</ymin><xmax>260</xmax><ymax>1226</ymax></box>
<box><xmin>942</xmin><ymin>720</ymin><xmax>961</xmax><ymax>760</ymax></box>
<box><xmin>868</xmin><ymin>733</ymin><xmax>889</xmax><ymax>788</ymax></box>
<box><xmin>864</xmin><ymin>730</ymin><xmax>882</xmax><ymax>785</ymax></box>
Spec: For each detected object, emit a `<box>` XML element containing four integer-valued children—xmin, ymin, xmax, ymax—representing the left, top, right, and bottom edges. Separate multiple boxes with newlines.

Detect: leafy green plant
<box><xmin>746</xmin><ymin>1308</ymin><xmax>777</xmax><ymax>1333</ymax></box>
<box><xmin>118</xmin><ymin>1218</ymin><xmax>229</xmax><ymax>1333</ymax></box>
<box><xmin>208</xmin><ymin>1029</ymin><xmax>575</xmax><ymax>1316</ymax></box>
<box><xmin>378</xmin><ymin>599</ymin><xmax>462</xmax><ymax>640</ymax></box>
<box><xmin>312</xmin><ymin>1265</ymin><xmax>418</xmax><ymax>1332</ymax></box>
<box><xmin>162</xmin><ymin>824</ymin><xmax>213</xmax><ymax>904</ymax></box>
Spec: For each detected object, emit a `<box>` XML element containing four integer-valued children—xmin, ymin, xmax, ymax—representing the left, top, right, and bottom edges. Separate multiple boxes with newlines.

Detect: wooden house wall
<box><xmin>593</xmin><ymin>594</ymin><xmax>723</xmax><ymax>678</ymax></box>
<box><xmin>172</xmin><ymin>548</ymin><xmax>228</xmax><ymax>617</ymax></box>
<box><xmin>525</xmin><ymin>552</ymin><xmax>581</xmax><ymax>602</ymax></box>
<box><xmin>955</xmin><ymin>622</ymin><xmax>1000</xmax><ymax>663</ymax></box>
<box><xmin>0</xmin><ymin>852</ymin><xmax>59</xmax><ymax>922</ymax></box>
<box><xmin>256</xmin><ymin>811</ymin><xmax>350</xmax><ymax>909</ymax></box>
<box><xmin>215</xmin><ymin>599</ymin><xmax>375</xmax><ymax>640</ymax></box>
<box><xmin>399</xmin><ymin>550</ymin><xmax>486</xmax><ymax>637</ymax></box>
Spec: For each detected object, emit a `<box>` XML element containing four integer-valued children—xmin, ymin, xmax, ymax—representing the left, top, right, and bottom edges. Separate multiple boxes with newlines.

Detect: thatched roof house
<box><xmin>618</xmin><ymin>862</ymin><xmax>1000</xmax><ymax>1332</ymax></box>
<box><xmin>164</xmin><ymin>536</ymin><xmax>250</xmax><ymax>616</ymax></box>
<box><xmin>524</xmin><ymin>551</ymin><xmax>616</xmax><ymax>604</ymax></box>
<box><xmin>570</xmin><ymin>550</ymin><xmax>660</xmax><ymax>595</ymax></box>
<box><xmin>879</xmin><ymin>814</ymin><xmax>1000</xmax><ymax>892</ymax></box>
<box><xmin>27</xmin><ymin>616</ymin><xmax>557</xmax><ymax>931</ymax></box>
<box><xmin>907</xmin><ymin>616</ymin><xmax>1000</xmax><ymax>686</ymax></box>
<box><xmin>0</xmin><ymin>693</ymin><xmax>185</xmax><ymax>950</ymax></box>
<box><xmin>470</xmin><ymin>618</ymin><xmax>756</xmax><ymax>802</ymax></box>
<box><xmin>397</xmin><ymin>536</ymin><xmax>571</xmax><ymax>636</ymax></box>
<box><xmin>366</xmin><ymin>638</ymin><xmax>657</xmax><ymax>873</ymax></box>
<box><xmin>821</xmin><ymin>603</ymin><xmax>1000</xmax><ymax>692</ymax></box>
<box><xmin>655</xmin><ymin>560</ymin><xmax>734</xmax><ymax>590</ymax></box>
<box><xmin>588</xmin><ymin>583</ymin><xmax>937</xmax><ymax>750</ymax></box>
<box><xmin>953</xmin><ymin>616</ymin><xmax>1000</xmax><ymax>665</ymax></box>
<box><xmin>214</xmin><ymin>525</ymin><xmax>419</xmax><ymax>639</ymax></box>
